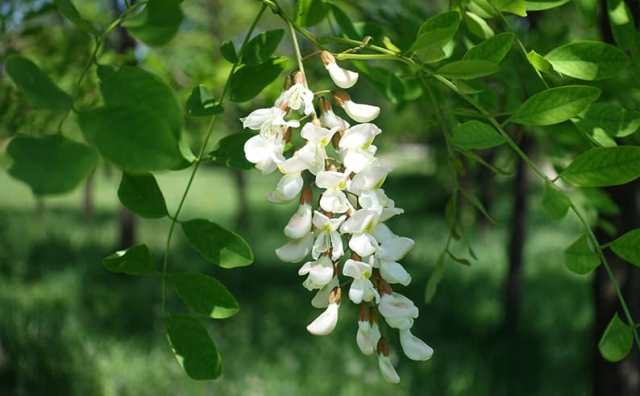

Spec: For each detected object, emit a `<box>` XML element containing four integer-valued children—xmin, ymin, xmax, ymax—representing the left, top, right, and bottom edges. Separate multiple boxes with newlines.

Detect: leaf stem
<box><xmin>160</xmin><ymin>3</ymin><xmax>267</xmax><ymax>315</ymax></box>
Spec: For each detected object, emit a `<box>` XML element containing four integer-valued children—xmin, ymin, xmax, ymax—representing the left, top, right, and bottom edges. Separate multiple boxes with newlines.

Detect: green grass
<box><xmin>0</xmin><ymin>166</ymin><xmax>592</xmax><ymax>396</ymax></box>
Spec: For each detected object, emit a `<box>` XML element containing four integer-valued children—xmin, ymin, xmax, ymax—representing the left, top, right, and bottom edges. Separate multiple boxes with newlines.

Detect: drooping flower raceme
<box><xmin>242</xmin><ymin>51</ymin><xmax>432</xmax><ymax>383</ymax></box>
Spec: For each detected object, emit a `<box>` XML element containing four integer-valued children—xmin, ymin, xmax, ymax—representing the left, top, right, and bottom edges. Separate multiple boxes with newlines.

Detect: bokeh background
<box><xmin>1</xmin><ymin>0</ymin><xmax>638</xmax><ymax>395</ymax></box>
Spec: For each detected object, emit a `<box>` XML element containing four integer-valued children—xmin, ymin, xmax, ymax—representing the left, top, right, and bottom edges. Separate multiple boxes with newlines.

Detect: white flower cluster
<box><xmin>242</xmin><ymin>51</ymin><xmax>433</xmax><ymax>383</ymax></box>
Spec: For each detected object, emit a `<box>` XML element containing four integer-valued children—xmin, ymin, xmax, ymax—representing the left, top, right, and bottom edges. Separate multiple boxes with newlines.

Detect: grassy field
<box><xmin>0</xmin><ymin>164</ymin><xmax>592</xmax><ymax>396</ymax></box>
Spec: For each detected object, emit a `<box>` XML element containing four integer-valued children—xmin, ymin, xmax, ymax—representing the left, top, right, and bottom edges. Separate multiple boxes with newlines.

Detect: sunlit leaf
<box><xmin>103</xmin><ymin>244</ymin><xmax>155</xmax><ymax>275</ymax></box>
<box><xmin>610</xmin><ymin>228</ymin><xmax>640</xmax><ymax>267</ymax></box>
<box><xmin>173</xmin><ymin>273</ymin><xmax>240</xmax><ymax>319</ymax></box>
<box><xmin>118</xmin><ymin>172</ymin><xmax>168</xmax><ymax>218</ymax></box>
<box><xmin>166</xmin><ymin>315</ymin><xmax>222</xmax><ymax>380</ymax></box>
<box><xmin>296</xmin><ymin>0</ymin><xmax>329</xmax><ymax>27</ymax></box>
<box><xmin>186</xmin><ymin>85</ymin><xmax>223</xmax><ymax>117</ymax></box>
<box><xmin>451</xmin><ymin>120</ymin><xmax>505</xmax><ymax>149</ymax></box>
<box><xmin>541</xmin><ymin>183</ymin><xmax>571</xmax><ymax>220</ymax></box>
<box><xmin>437</xmin><ymin>60</ymin><xmax>499</xmax><ymax>80</ymax></box>
<box><xmin>573</xmin><ymin>103</ymin><xmax>640</xmax><ymax>139</ymax></box>
<box><xmin>607</xmin><ymin>0</ymin><xmax>637</xmax><ymax>51</ymax></box>
<box><xmin>411</xmin><ymin>11</ymin><xmax>461</xmax><ymax>60</ymax></box>
<box><xmin>53</xmin><ymin>0</ymin><xmax>97</xmax><ymax>33</ymax></box>
<box><xmin>490</xmin><ymin>0</ymin><xmax>527</xmax><ymax>16</ymax></box>
<box><xmin>464</xmin><ymin>11</ymin><xmax>494</xmax><ymax>40</ymax></box>
<box><xmin>561</xmin><ymin>146</ymin><xmax>640</xmax><ymax>187</ymax></box>
<box><xmin>525</xmin><ymin>0</ymin><xmax>570</xmax><ymax>11</ymax></box>
<box><xmin>527</xmin><ymin>50</ymin><xmax>554</xmax><ymax>74</ymax></box>
<box><xmin>182</xmin><ymin>219</ymin><xmax>254</xmax><ymax>268</ymax></box>
<box><xmin>463</xmin><ymin>32</ymin><xmax>515</xmax><ymax>63</ymax></box>
<box><xmin>242</xmin><ymin>29</ymin><xmax>285</xmax><ymax>66</ymax></box>
<box><xmin>545</xmin><ymin>41</ymin><xmax>628</xmax><ymax>80</ymax></box>
<box><xmin>124</xmin><ymin>0</ymin><xmax>183</xmax><ymax>46</ymax></box>
<box><xmin>230</xmin><ymin>57</ymin><xmax>288</xmax><ymax>102</ymax></box>
<box><xmin>6</xmin><ymin>55</ymin><xmax>72</xmax><ymax>111</ymax></box>
<box><xmin>565</xmin><ymin>235</ymin><xmax>600</xmax><ymax>275</ymax></box>
<box><xmin>220</xmin><ymin>40</ymin><xmax>238</xmax><ymax>64</ymax></box>
<box><xmin>510</xmin><ymin>86</ymin><xmax>601</xmax><ymax>126</ymax></box>
<box><xmin>599</xmin><ymin>313</ymin><xmax>633</xmax><ymax>362</ymax></box>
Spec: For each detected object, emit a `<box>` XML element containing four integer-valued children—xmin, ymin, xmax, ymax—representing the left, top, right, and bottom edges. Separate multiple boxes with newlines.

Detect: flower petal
<box><xmin>349</xmin><ymin>233</ymin><xmax>378</xmax><ymax>257</ymax></box>
<box><xmin>378</xmin><ymin>354</ymin><xmax>400</xmax><ymax>384</ymax></box>
<box><xmin>284</xmin><ymin>204</ymin><xmax>313</xmax><ymax>239</ymax></box>
<box><xmin>380</xmin><ymin>260</ymin><xmax>412</xmax><ymax>286</ymax></box>
<box><xmin>399</xmin><ymin>329</ymin><xmax>434</xmax><ymax>361</ymax></box>
<box><xmin>343</xmin><ymin>100</ymin><xmax>380</xmax><ymax>123</ymax></box>
<box><xmin>275</xmin><ymin>233</ymin><xmax>314</xmax><ymax>263</ymax></box>
<box><xmin>268</xmin><ymin>173</ymin><xmax>304</xmax><ymax>203</ymax></box>
<box><xmin>307</xmin><ymin>303</ymin><xmax>339</xmax><ymax>335</ymax></box>
<box><xmin>356</xmin><ymin>321</ymin><xmax>381</xmax><ymax>355</ymax></box>
<box><xmin>326</xmin><ymin>62</ymin><xmax>359</xmax><ymax>89</ymax></box>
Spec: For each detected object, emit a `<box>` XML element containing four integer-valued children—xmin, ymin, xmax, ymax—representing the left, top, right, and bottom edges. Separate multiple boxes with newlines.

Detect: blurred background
<box><xmin>1</xmin><ymin>0</ymin><xmax>639</xmax><ymax>395</ymax></box>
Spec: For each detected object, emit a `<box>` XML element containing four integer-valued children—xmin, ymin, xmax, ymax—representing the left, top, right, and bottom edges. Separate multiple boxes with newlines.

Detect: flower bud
<box><xmin>377</xmin><ymin>339</ymin><xmax>400</xmax><ymax>384</ymax></box>
<box><xmin>333</xmin><ymin>91</ymin><xmax>380</xmax><ymax>123</ymax></box>
<box><xmin>275</xmin><ymin>233</ymin><xmax>314</xmax><ymax>263</ymax></box>
<box><xmin>399</xmin><ymin>329</ymin><xmax>434</xmax><ymax>361</ymax></box>
<box><xmin>357</xmin><ymin>319</ymin><xmax>381</xmax><ymax>355</ymax></box>
<box><xmin>268</xmin><ymin>173</ymin><xmax>304</xmax><ymax>203</ymax></box>
<box><xmin>321</xmin><ymin>51</ymin><xmax>359</xmax><ymax>89</ymax></box>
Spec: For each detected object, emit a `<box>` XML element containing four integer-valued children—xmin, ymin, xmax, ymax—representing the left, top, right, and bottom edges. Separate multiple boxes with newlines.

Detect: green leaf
<box><xmin>208</xmin><ymin>133</ymin><xmax>255</xmax><ymax>170</ymax></box>
<box><xmin>53</xmin><ymin>0</ymin><xmax>96</xmax><ymax>33</ymax></box>
<box><xmin>464</xmin><ymin>11</ymin><xmax>494</xmax><ymax>40</ymax></box>
<box><xmin>608</xmin><ymin>0</ymin><xmax>637</xmax><ymax>51</ymax></box>
<box><xmin>411</xmin><ymin>11</ymin><xmax>461</xmax><ymax>58</ymax></box>
<box><xmin>574</xmin><ymin>103</ymin><xmax>640</xmax><ymax>139</ymax></box>
<box><xmin>527</xmin><ymin>50</ymin><xmax>554</xmax><ymax>74</ymax></box>
<box><xmin>103</xmin><ymin>244</ymin><xmax>155</xmax><ymax>275</ymax></box>
<box><xmin>437</xmin><ymin>60</ymin><xmax>500</xmax><ymax>80</ymax></box>
<box><xmin>330</xmin><ymin>4</ymin><xmax>360</xmax><ymax>39</ymax></box>
<box><xmin>118</xmin><ymin>172</ymin><xmax>168</xmax><ymax>218</ymax></box>
<box><xmin>165</xmin><ymin>315</ymin><xmax>221</xmax><ymax>380</ymax></box>
<box><xmin>525</xmin><ymin>0</ymin><xmax>570</xmax><ymax>10</ymax></box>
<box><xmin>220</xmin><ymin>40</ymin><xmax>238</xmax><ymax>64</ymax></box>
<box><xmin>230</xmin><ymin>57</ymin><xmax>288</xmax><ymax>102</ymax></box>
<box><xmin>599</xmin><ymin>314</ymin><xmax>633</xmax><ymax>362</ymax></box>
<box><xmin>565</xmin><ymin>235</ymin><xmax>601</xmax><ymax>275</ymax></box>
<box><xmin>182</xmin><ymin>219</ymin><xmax>254</xmax><ymax>269</ymax></box>
<box><xmin>98</xmin><ymin>65</ymin><xmax>182</xmax><ymax>137</ymax></box>
<box><xmin>610</xmin><ymin>229</ymin><xmax>640</xmax><ymax>267</ymax></box>
<box><xmin>242</xmin><ymin>29</ymin><xmax>285</xmax><ymax>66</ymax></box>
<box><xmin>545</xmin><ymin>41</ymin><xmax>628</xmax><ymax>81</ymax></box>
<box><xmin>173</xmin><ymin>273</ymin><xmax>239</xmax><ymax>319</ymax></box>
<box><xmin>6</xmin><ymin>55</ymin><xmax>72</xmax><ymax>111</ymax></box>
<box><xmin>463</xmin><ymin>32</ymin><xmax>515</xmax><ymax>63</ymax></box>
<box><xmin>186</xmin><ymin>85</ymin><xmax>223</xmax><ymax>117</ymax></box>
<box><xmin>451</xmin><ymin>120</ymin><xmax>505</xmax><ymax>150</ymax></box>
<box><xmin>296</xmin><ymin>0</ymin><xmax>329</xmax><ymax>27</ymax></box>
<box><xmin>7</xmin><ymin>135</ymin><xmax>97</xmax><ymax>196</ymax></box>
<box><xmin>491</xmin><ymin>0</ymin><xmax>527</xmax><ymax>16</ymax></box>
<box><xmin>123</xmin><ymin>0</ymin><xmax>183</xmax><ymax>46</ymax></box>
<box><xmin>79</xmin><ymin>107</ymin><xmax>184</xmax><ymax>172</ymax></box>
<box><xmin>425</xmin><ymin>252</ymin><xmax>447</xmax><ymax>303</ymax></box>
<box><xmin>510</xmin><ymin>85</ymin><xmax>601</xmax><ymax>126</ymax></box>
<box><xmin>561</xmin><ymin>146</ymin><xmax>640</xmax><ymax>187</ymax></box>
<box><xmin>541</xmin><ymin>183</ymin><xmax>571</xmax><ymax>220</ymax></box>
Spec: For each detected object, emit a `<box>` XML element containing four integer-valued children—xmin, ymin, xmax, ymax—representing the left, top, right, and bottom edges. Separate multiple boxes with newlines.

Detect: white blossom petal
<box><xmin>380</xmin><ymin>260</ymin><xmax>411</xmax><ymax>286</ymax></box>
<box><xmin>356</xmin><ymin>320</ymin><xmax>381</xmax><ymax>355</ymax></box>
<box><xmin>399</xmin><ymin>329</ymin><xmax>434</xmax><ymax>361</ymax></box>
<box><xmin>268</xmin><ymin>173</ymin><xmax>304</xmax><ymax>203</ymax></box>
<box><xmin>284</xmin><ymin>204</ymin><xmax>313</xmax><ymax>239</ymax></box>
<box><xmin>275</xmin><ymin>233</ymin><xmax>314</xmax><ymax>263</ymax></box>
<box><xmin>349</xmin><ymin>233</ymin><xmax>378</xmax><ymax>257</ymax></box>
<box><xmin>343</xmin><ymin>100</ymin><xmax>380</xmax><ymax>123</ymax></box>
<box><xmin>378</xmin><ymin>292</ymin><xmax>419</xmax><ymax>319</ymax></box>
<box><xmin>319</xmin><ymin>190</ymin><xmax>351</xmax><ymax>213</ymax></box>
<box><xmin>349</xmin><ymin>165</ymin><xmax>390</xmax><ymax>194</ymax></box>
<box><xmin>307</xmin><ymin>302</ymin><xmax>339</xmax><ymax>335</ymax></box>
<box><xmin>316</xmin><ymin>171</ymin><xmax>348</xmax><ymax>190</ymax></box>
<box><xmin>339</xmin><ymin>123</ymin><xmax>381</xmax><ymax>150</ymax></box>
<box><xmin>320</xmin><ymin>109</ymin><xmax>350</xmax><ymax>130</ymax></box>
<box><xmin>326</xmin><ymin>62</ymin><xmax>359</xmax><ymax>89</ymax></box>
<box><xmin>300</xmin><ymin>256</ymin><xmax>334</xmax><ymax>290</ymax></box>
<box><xmin>340</xmin><ymin>209</ymin><xmax>378</xmax><ymax>234</ymax></box>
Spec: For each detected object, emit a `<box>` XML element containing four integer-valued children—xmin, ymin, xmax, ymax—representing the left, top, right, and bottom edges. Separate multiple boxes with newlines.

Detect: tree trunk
<box><xmin>502</xmin><ymin>133</ymin><xmax>530</xmax><ymax>334</ymax></box>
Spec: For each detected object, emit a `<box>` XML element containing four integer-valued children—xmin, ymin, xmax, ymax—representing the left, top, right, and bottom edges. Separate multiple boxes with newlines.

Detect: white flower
<box><xmin>311</xmin><ymin>277</ymin><xmax>339</xmax><ymax>308</ymax></box>
<box><xmin>307</xmin><ymin>302</ymin><xmax>339</xmax><ymax>335</ymax></box>
<box><xmin>295</xmin><ymin>123</ymin><xmax>339</xmax><ymax>175</ymax></box>
<box><xmin>339</xmin><ymin>123</ymin><xmax>381</xmax><ymax>173</ymax></box>
<box><xmin>312</xmin><ymin>211</ymin><xmax>346</xmax><ymax>260</ymax></box>
<box><xmin>316</xmin><ymin>171</ymin><xmax>352</xmax><ymax>214</ymax></box>
<box><xmin>284</xmin><ymin>203</ymin><xmax>313</xmax><ymax>239</ymax></box>
<box><xmin>359</xmin><ymin>189</ymin><xmax>404</xmax><ymax>222</ymax></box>
<box><xmin>321</xmin><ymin>51</ymin><xmax>359</xmax><ymax>89</ymax></box>
<box><xmin>320</xmin><ymin>107</ymin><xmax>350</xmax><ymax>130</ymax></box>
<box><xmin>378</xmin><ymin>292</ymin><xmax>419</xmax><ymax>328</ymax></box>
<box><xmin>348</xmin><ymin>164</ymin><xmax>390</xmax><ymax>195</ymax></box>
<box><xmin>374</xmin><ymin>223</ymin><xmax>414</xmax><ymax>262</ymax></box>
<box><xmin>298</xmin><ymin>255</ymin><xmax>334</xmax><ymax>290</ymax></box>
<box><xmin>276</xmin><ymin>79</ymin><xmax>314</xmax><ymax>115</ymax></box>
<box><xmin>244</xmin><ymin>134</ymin><xmax>285</xmax><ymax>174</ymax></box>
<box><xmin>267</xmin><ymin>173</ymin><xmax>303</xmax><ymax>203</ymax></box>
<box><xmin>241</xmin><ymin>107</ymin><xmax>299</xmax><ymax>137</ymax></box>
<box><xmin>340</xmin><ymin>209</ymin><xmax>379</xmax><ymax>257</ymax></box>
<box><xmin>357</xmin><ymin>320</ymin><xmax>381</xmax><ymax>355</ymax></box>
<box><xmin>334</xmin><ymin>91</ymin><xmax>380</xmax><ymax>123</ymax></box>
<box><xmin>378</xmin><ymin>354</ymin><xmax>400</xmax><ymax>384</ymax></box>
<box><xmin>399</xmin><ymin>329</ymin><xmax>433</xmax><ymax>361</ymax></box>
<box><xmin>342</xmin><ymin>259</ymin><xmax>380</xmax><ymax>304</ymax></box>
<box><xmin>378</xmin><ymin>259</ymin><xmax>411</xmax><ymax>286</ymax></box>
<box><xmin>275</xmin><ymin>233</ymin><xmax>314</xmax><ymax>263</ymax></box>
